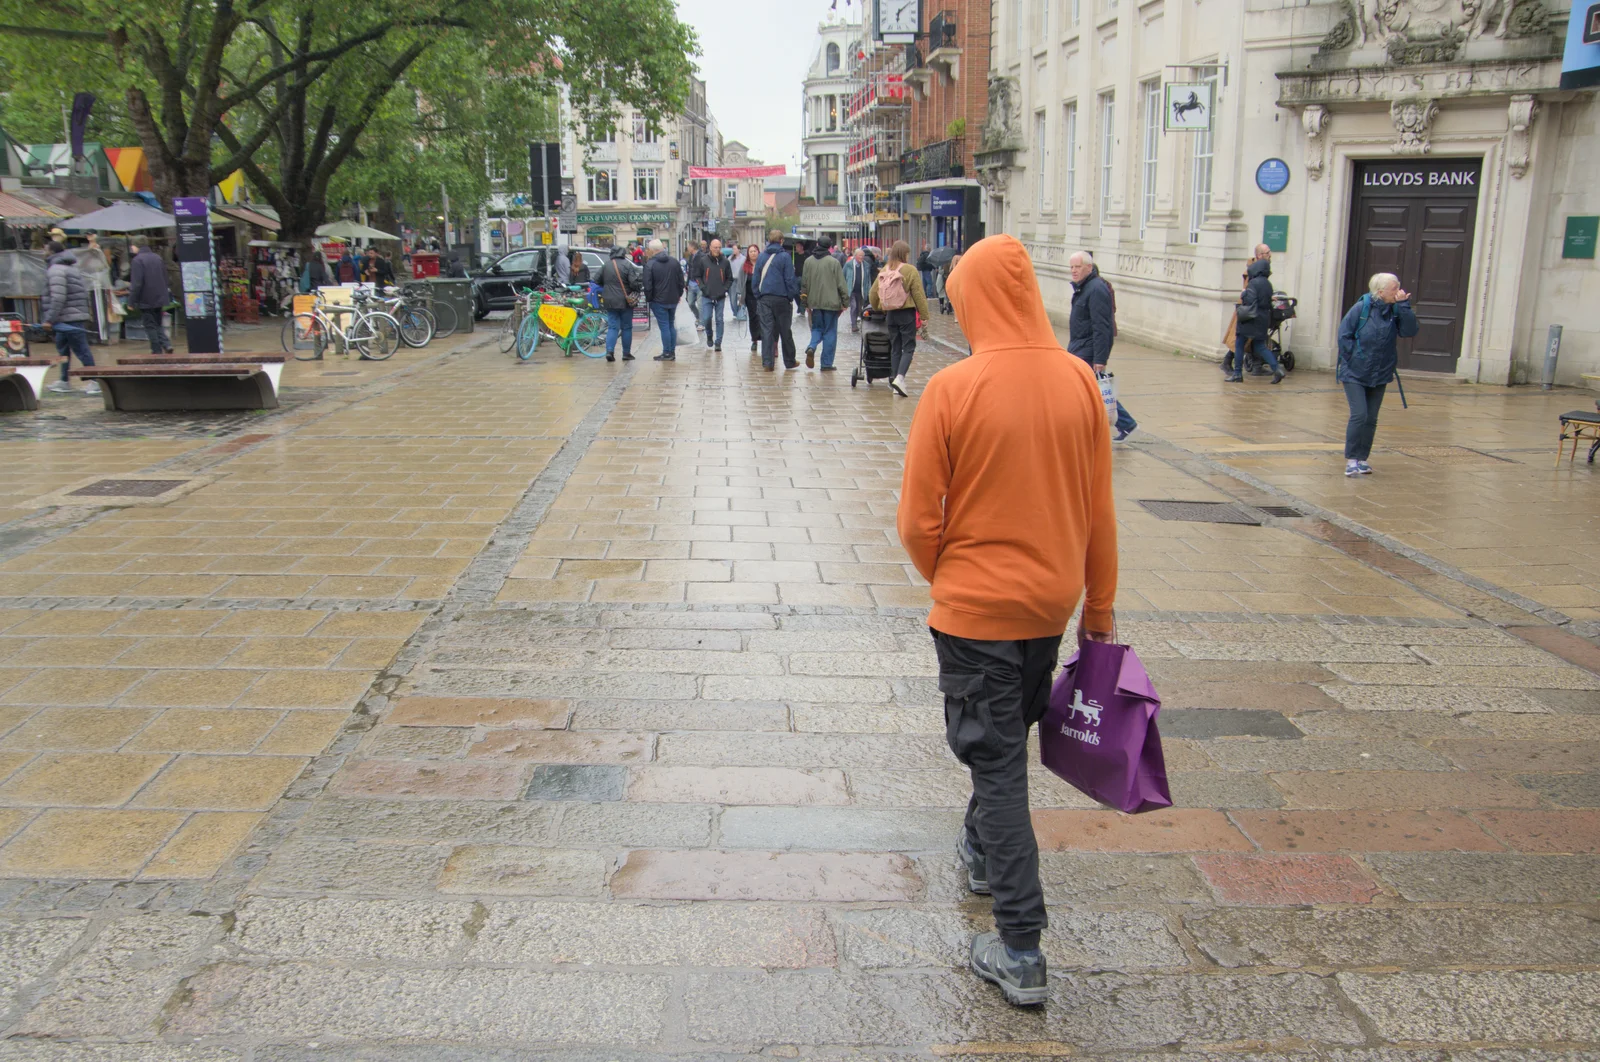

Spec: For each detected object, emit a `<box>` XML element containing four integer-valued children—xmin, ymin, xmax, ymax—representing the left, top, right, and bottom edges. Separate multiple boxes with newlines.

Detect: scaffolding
<box><xmin>843</xmin><ymin>39</ymin><xmax>912</xmax><ymax>243</ymax></box>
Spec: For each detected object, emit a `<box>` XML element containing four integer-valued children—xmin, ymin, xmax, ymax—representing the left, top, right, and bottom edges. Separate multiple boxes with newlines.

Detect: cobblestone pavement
<box><xmin>0</xmin><ymin>303</ymin><xmax>1596</xmax><ymax>1060</ymax></box>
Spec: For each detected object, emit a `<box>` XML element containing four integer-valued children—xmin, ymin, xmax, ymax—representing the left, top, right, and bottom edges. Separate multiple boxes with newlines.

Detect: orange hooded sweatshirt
<box><xmin>897</xmin><ymin>235</ymin><xmax>1117</xmax><ymax>640</ymax></box>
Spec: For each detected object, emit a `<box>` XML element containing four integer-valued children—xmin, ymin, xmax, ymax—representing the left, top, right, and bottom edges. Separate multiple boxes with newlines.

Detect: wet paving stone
<box><xmin>1193</xmin><ymin>852</ymin><xmax>1381</xmax><ymax>904</ymax></box>
<box><xmin>1338</xmin><ymin>971</ymin><xmax>1600</xmax><ymax>1043</ymax></box>
<box><xmin>1365</xmin><ymin>852</ymin><xmax>1600</xmax><ymax>902</ymax></box>
<box><xmin>524</xmin><ymin>764</ymin><xmax>629</xmax><ymax>802</ymax></box>
<box><xmin>1517</xmin><ymin>771</ymin><xmax>1600</xmax><ymax>807</ymax></box>
<box><xmin>610</xmin><ymin>850</ymin><xmax>922</xmax><ymax>902</ymax></box>
<box><xmin>836</xmin><ymin>906</ymin><xmax>1187</xmax><ymax>970</ymax></box>
<box><xmin>1158</xmin><ymin>708</ymin><xmax>1304</xmax><ymax>739</ymax></box>
<box><xmin>1232</xmin><ymin>808</ymin><xmax>1504</xmax><ymax>852</ymax></box>
<box><xmin>437</xmin><ymin>845</ymin><xmax>609</xmax><ymax>896</ymax></box>
<box><xmin>718</xmin><ymin>807</ymin><xmax>963</xmax><ymax>851</ymax></box>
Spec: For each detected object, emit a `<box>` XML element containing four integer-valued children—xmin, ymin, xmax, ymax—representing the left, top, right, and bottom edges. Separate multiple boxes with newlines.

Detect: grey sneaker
<box><xmin>957</xmin><ymin>828</ymin><xmax>989</xmax><ymax>894</ymax></box>
<box><xmin>82</xmin><ymin>381</ymin><xmax>102</xmax><ymax>396</ymax></box>
<box><xmin>46</xmin><ymin>380</ymin><xmax>73</xmax><ymax>393</ymax></box>
<box><xmin>970</xmin><ymin>932</ymin><xmax>1048</xmax><ymax>1007</ymax></box>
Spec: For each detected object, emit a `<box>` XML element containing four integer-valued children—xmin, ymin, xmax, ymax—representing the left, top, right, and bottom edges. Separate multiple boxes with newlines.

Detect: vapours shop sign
<box><xmin>1359</xmin><ymin>161</ymin><xmax>1480</xmax><ymax>194</ymax></box>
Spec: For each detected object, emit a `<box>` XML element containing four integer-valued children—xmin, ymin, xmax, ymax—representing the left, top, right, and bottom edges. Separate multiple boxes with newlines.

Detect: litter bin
<box><xmin>427</xmin><ymin>277</ymin><xmax>474</xmax><ymax>334</ymax></box>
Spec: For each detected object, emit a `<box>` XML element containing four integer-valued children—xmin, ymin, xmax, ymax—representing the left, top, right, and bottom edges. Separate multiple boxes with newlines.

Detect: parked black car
<box><xmin>471</xmin><ymin>246</ymin><xmax>608</xmax><ymax>318</ymax></box>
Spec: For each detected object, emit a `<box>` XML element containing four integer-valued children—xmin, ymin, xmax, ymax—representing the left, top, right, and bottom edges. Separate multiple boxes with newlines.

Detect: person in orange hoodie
<box><xmin>898</xmin><ymin>233</ymin><xmax>1118</xmax><ymax>1007</ymax></box>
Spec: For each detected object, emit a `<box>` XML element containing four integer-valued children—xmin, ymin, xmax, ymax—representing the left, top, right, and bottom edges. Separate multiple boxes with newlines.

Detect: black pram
<box><xmin>851</xmin><ymin>308</ymin><xmax>894</xmax><ymax>388</ymax></box>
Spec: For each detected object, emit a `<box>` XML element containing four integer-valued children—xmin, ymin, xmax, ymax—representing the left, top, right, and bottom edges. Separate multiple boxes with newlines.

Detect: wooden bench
<box><xmin>1557</xmin><ymin>401</ymin><xmax>1600</xmax><ymax>467</ymax></box>
<box><xmin>76</xmin><ymin>355</ymin><xmax>286</xmax><ymax>412</ymax></box>
<box><xmin>0</xmin><ymin>358</ymin><xmax>64</xmax><ymax>412</ymax></box>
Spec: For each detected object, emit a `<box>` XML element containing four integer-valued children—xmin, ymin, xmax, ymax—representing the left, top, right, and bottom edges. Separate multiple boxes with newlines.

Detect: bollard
<box><xmin>1542</xmin><ymin>325</ymin><xmax>1563</xmax><ymax>390</ymax></box>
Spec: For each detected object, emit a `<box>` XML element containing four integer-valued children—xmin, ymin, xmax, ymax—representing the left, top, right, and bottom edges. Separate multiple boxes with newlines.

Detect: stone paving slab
<box><xmin>0</xmin><ymin>305</ymin><xmax>1596</xmax><ymax>1056</ymax></box>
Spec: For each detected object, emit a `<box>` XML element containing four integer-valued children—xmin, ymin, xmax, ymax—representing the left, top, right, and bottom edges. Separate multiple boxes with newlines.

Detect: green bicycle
<box><xmin>516</xmin><ymin>286</ymin><xmax>606</xmax><ymax>359</ymax></box>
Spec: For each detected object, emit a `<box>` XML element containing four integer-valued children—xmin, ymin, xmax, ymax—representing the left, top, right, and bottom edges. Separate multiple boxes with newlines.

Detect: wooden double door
<box><xmin>1342</xmin><ymin>158</ymin><xmax>1482</xmax><ymax>374</ymax></box>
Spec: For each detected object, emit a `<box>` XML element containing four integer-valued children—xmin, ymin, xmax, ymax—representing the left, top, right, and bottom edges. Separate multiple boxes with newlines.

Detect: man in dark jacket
<box><xmin>642</xmin><ymin>239</ymin><xmax>684</xmax><ymax>362</ymax></box>
<box><xmin>597</xmin><ymin>246</ymin><xmax>641</xmax><ymax>363</ymax></box>
<box><xmin>42</xmin><ymin>243</ymin><xmax>99</xmax><ymax>395</ymax></box>
<box><xmin>696</xmin><ymin>238</ymin><xmax>734</xmax><ymax>352</ymax></box>
<box><xmin>1228</xmin><ymin>244</ymin><xmax>1283</xmax><ymax>384</ymax></box>
<box><xmin>684</xmin><ymin>240</ymin><xmax>705</xmax><ymax>331</ymax></box>
<box><xmin>754</xmin><ymin>230</ymin><xmax>800</xmax><ymax>370</ymax></box>
<box><xmin>125</xmin><ymin>242</ymin><xmax>173</xmax><ymax>354</ymax></box>
<box><xmin>1067</xmin><ymin>251</ymin><xmax>1135</xmax><ymax>441</ymax></box>
<box><xmin>917</xmin><ymin>246</ymin><xmax>935</xmax><ymax>298</ymax></box>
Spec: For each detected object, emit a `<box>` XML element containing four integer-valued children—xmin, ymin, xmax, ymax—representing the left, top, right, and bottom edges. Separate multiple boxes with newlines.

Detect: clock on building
<box><xmin>877</xmin><ymin>0</ymin><xmax>921</xmax><ymax>42</ymax></box>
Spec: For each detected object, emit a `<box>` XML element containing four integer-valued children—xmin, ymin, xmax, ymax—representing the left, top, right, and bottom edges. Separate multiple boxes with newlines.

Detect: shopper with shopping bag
<box><xmin>898</xmin><ymin>234</ymin><xmax>1118</xmax><ymax>1008</ymax></box>
<box><xmin>1041</xmin><ymin>640</ymin><xmax>1171</xmax><ymax>813</ymax></box>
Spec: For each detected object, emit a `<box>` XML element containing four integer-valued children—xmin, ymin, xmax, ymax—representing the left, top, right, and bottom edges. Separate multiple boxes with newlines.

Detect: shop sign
<box><xmin>1163</xmin><ymin>83</ymin><xmax>1213</xmax><ymax>132</ymax></box>
<box><xmin>931</xmin><ymin>188</ymin><xmax>964</xmax><ymax>217</ymax></box>
<box><xmin>1561</xmin><ymin>1</ymin><xmax>1600</xmax><ymax>89</ymax></box>
<box><xmin>577</xmin><ymin>210</ymin><xmax>676</xmax><ymax>224</ymax></box>
<box><xmin>1563</xmin><ymin>215</ymin><xmax>1599</xmax><ymax>259</ymax></box>
<box><xmin>799</xmin><ymin>205</ymin><xmax>848</xmax><ymax>226</ymax></box>
<box><xmin>1357</xmin><ymin>159</ymin><xmax>1481</xmax><ymax>195</ymax></box>
<box><xmin>906</xmin><ymin>193</ymin><xmax>930</xmax><ymax>214</ymax></box>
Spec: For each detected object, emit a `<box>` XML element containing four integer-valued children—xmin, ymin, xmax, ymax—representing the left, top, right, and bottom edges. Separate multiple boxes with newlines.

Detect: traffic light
<box><xmin>528</xmin><ymin>142</ymin><xmax>562</xmax><ymax>212</ymax></box>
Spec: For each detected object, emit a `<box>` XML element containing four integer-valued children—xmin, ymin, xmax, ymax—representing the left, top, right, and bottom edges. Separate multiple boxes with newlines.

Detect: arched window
<box><xmin>826</xmin><ymin>43</ymin><xmax>840</xmax><ymax>74</ymax></box>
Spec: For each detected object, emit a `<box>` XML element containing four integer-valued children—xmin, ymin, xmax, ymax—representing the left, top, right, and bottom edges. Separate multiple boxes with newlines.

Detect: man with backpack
<box><xmin>1067</xmin><ymin>251</ymin><xmax>1136</xmax><ymax>441</ymax></box>
<box><xmin>1336</xmin><ymin>272</ymin><xmax>1418</xmax><ymax>476</ymax></box>
<box><xmin>754</xmin><ymin>230</ymin><xmax>800</xmax><ymax>371</ymax></box>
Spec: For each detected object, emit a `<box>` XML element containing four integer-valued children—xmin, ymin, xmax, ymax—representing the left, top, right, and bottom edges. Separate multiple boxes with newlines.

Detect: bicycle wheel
<box><xmin>286</xmin><ymin>313</ymin><xmax>328</xmax><ymax>361</ymax></box>
<box><xmin>431</xmin><ymin>300</ymin><xmax>458</xmax><ymax>338</ymax></box>
<box><xmin>574</xmin><ymin>312</ymin><xmax>608</xmax><ymax>357</ymax></box>
<box><xmin>396</xmin><ymin>307</ymin><xmax>433</xmax><ymax>348</ymax></box>
<box><xmin>499</xmin><ymin>307</ymin><xmax>522</xmax><ymax>354</ymax></box>
<box><xmin>412</xmin><ymin>306</ymin><xmax>439</xmax><ymax>341</ymax></box>
<box><xmin>516</xmin><ymin>311</ymin><xmax>541</xmax><ymax>361</ymax></box>
<box><xmin>352</xmin><ymin>312</ymin><xmax>402</xmax><ymax>361</ymax></box>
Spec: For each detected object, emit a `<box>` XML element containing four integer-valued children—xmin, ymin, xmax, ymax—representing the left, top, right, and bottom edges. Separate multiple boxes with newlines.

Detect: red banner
<box><xmin>687</xmin><ymin>165</ymin><xmax>787</xmax><ymax>179</ymax></box>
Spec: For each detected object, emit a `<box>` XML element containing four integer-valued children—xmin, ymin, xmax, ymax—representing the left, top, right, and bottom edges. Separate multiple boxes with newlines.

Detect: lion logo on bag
<box><xmin>1060</xmin><ymin>689</ymin><xmax>1104</xmax><ymax>745</ymax></box>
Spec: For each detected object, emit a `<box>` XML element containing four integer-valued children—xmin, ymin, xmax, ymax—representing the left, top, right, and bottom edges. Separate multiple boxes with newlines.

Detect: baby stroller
<box><xmin>1235</xmin><ymin>292</ymin><xmax>1298</xmax><ymax>375</ymax></box>
<box><xmin>852</xmin><ymin>308</ymin><xmax>894</xmax><ymax>388</ymax></box>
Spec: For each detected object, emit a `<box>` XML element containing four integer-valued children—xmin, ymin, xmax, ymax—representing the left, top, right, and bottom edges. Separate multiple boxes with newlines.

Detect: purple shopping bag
<box><xmin>1040</xmin><ymin>639</ymin><xmax>1172</xmax><ymax>814</ymax></box>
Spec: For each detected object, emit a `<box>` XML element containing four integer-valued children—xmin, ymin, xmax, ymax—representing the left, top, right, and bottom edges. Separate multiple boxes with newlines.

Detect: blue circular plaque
<box><xmin>1256</xmin><ymin>158</ymin><xmax>1290</xmax><ymax>194</ymax></box>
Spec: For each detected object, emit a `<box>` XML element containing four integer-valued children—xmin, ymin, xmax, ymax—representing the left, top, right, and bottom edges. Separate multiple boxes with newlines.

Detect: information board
<box><xmin>173</xmin><ymin>197</ymin><xmax>220</xmax><ymax>354</ymax></box>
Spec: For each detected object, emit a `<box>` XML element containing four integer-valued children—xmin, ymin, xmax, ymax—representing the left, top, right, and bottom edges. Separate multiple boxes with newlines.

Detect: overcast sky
<box><xmin>676</xmin><ymin>0</ymin><xmax>862</xmax><ymax>173</ymax></box>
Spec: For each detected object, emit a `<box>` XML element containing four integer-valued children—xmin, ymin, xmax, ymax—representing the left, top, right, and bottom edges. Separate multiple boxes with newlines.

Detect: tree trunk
<box><xmin>373</xmin><ymin>190</ymin><xmax>403</xmax><ymax>264</ymax></box>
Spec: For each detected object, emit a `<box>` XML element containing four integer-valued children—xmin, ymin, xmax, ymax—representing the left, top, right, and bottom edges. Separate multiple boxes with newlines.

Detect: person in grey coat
<box><xmin>125</xmin><ymin>242</ymin><xmax>173</xmax><ymax>354</ymax></box>
<box><xmin>43</xmin><ymin>243</ymin><xmax>99</xmax><ymax>394</ymax></box>
<box><xmin>1336</xmin><ymin>272</ymin><xmax>1419</xmax><ymax>477</ymax></box>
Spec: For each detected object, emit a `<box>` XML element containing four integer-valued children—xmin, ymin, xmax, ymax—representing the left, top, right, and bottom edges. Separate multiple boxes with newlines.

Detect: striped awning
<box><xmin>216</xmin><ymin>205</ymin><xmax>279</xmax><ymax>231</ymax></box>
<box><xmin>0</xmin><ymin>191</ymin><xmax>69</xmax><ymax>225</ymax></box>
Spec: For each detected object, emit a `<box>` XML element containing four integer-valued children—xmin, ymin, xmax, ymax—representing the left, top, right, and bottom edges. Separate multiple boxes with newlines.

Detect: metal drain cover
<box><xmin>67</xmin><ymin>479</ymin><xmax>189</xmax><ymax>498</ymax></box>
<box><xmin>1138</xmin><ymin>499</ymin><xmax>1262</xmax><ymax>525</ymax></box>
<box><xmin>1254</xmin><ymin>505</ymin><xmax>1306</xmax><ymax>519</ymax></box>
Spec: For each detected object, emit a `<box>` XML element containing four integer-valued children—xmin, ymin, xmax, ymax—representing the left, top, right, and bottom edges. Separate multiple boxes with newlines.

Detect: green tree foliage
<box><xmin>0</xmin><ymin>0</ymin><xmax>698</xmax><ymax>241</ymax></box>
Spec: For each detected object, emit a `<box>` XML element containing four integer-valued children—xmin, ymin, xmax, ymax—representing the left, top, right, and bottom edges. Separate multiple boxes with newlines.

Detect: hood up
<box><xmin>47</xmin><ymin>251</ymin><xmax>78</xmax><ymax>267</ymax></box>
<box><xmin>945</xmin><ymin>234</ymin><xmax>1058</xmax><ymax>356</ymax></box>
<box><xmin>1247</xmin><ymin>257</ymin><xmax>1272</xmax><ymax>281</ymax></box>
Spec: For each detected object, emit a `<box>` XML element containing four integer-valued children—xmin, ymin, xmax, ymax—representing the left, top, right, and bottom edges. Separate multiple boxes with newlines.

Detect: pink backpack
<box><xmin>878</xmin><ymin>266</ymin><xmax>910</xmax><ymax>310</ymax></box>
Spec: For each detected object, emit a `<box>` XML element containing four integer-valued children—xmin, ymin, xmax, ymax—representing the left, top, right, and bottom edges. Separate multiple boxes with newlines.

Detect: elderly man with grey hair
<box><xmin>642</xmin><ymin>237</ymin><xmax>685</xmax><ymax>361</ymax></box>
<box><xmin>1066</xmin><ymin>251</ymin><xmax>1136</xmax><ymax>440</ymax></box>
<box><xmin>1335</xmin><ymin>272</ymin><xmax>1417</xmax><ymax>476</ymax></box>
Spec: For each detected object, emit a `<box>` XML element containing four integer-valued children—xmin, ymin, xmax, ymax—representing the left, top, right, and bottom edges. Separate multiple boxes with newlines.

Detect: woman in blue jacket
<box><xmin>1337</xmin><ymin>272</ymin><xmax>1419</xmax><ymax>477</ymax></box>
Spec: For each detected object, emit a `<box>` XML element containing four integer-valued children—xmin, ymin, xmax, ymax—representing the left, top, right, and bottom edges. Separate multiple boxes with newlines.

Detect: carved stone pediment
<box><xmin>1339</xmin><ymin>0</ymin><xmax>1555</xmax><ymax>61</ymax></box>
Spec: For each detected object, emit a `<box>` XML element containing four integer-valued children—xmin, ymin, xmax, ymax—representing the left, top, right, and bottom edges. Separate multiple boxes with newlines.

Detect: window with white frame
<box><xmin>826</xmin><ymin>42</ymin><xmax>840</xmax><ymax>74</ymax></box>
<box><xmin>1035</xmin><ymin>110</ymin><xmax>1050</xmax><ymax>211</ymax></box>
<box><xmin>1188</xmin><ymin>73</ymin><xmax>1217</xmax><ymax>243</ymax></box>
<box><xmin>1063</xmin><ymin>101</ymin><xmax>1078</xmax><ymax>210</ymax></box>
<box><xmin>633</xmin><ymin>167</ymin><xmax>661</xmax><ymax>202</ymax></box>
<box><xmin>1036</xmin><ymin>0</ymin><xmax>1049</xmax><ymax>38</ymax></box>
<box><xmin>586</xmin><ymin>168</ymin><xmax>617</xmax><ymax>202</ymax></box>
<box><xmin>632</xmin><ymin>116</ymin><xmax>660</xmax><ymax>143</ymax></box>
<box><xmin>1140</xmin><ymin>79</ymin><xmax>1160</xmax><ymax>239</ymax></box>
<box><xmin>827</xmin><ymin>95</ymin><xmax>839</xmax><ymax>131</ymax></box>
<box><xmin>1098</xmin><ymin>92</ymin><xmax>1115</xmax><ymax>228</ymax></box>
<box><xmin>1071</xmin><ymin>0</ymin><xmax>1080</xmax><ymax>26</ymax></box>
<box><xmin>593</xmin><ymin>125</ymin><xmax>617</xmax><ymax>144</ymax></box>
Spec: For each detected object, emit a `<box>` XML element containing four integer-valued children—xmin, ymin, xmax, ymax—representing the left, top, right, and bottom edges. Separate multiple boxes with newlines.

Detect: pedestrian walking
<box><xmin>800</xmin><ymin>235</ymin><xmax>848</xmax><ymax>371</ymax></box>
<box><xmin>897</xmin><ymin>234</ymin><xmax>1118</xmax><ymax>1009</ymax></box>
<box><xmin>374</xmin><ymin>250</ymin><xmax>396</xmax><ymax>292</ymax></box>
<box><xmin>755</xmin><ymin>229</ymin><xmax>800</xmax><ymax>371</ymax></box>
<box><xmin>917</xmin><ymin>245</ymin><xmax>935</xmax><ymax>299</ymax></box>
<box><xmin>554</xmin><ymin>245</ymin><xmax>572</xmax><ymax>287</ymax></box>
<box><xmin>597</xmin><ymin>246</ymin><xmax>641</xmax><ymax>363</ymax></box>
<box><xmin>730</xmin><ymin>245</ymin><xmax>748</xmax><ymax>320</ymax></box>
<box><xmin>642</xmin><ymin>238</ymin><xmax>684</xmax><ymax>362</ymax></box>
<box><xmin>1337</xmin><ymin>272</ymin><xmax>1418</xmax><ymax>477</ymax></box>
<box><xmin>1067</xmin><ymin>251</ymin><xmax>1137</xmax><ymax>441</ymax></box>
<box><xmin>937</xmin><ymin>253</ymin><xmax>962</xmax><ymax>315</ymax></box>
<box><xmin>698</xmin><ymin>238</ymin><xmax>733</xmax><ymax>352</ymax></box>
<box><xmin>124</xmin><ymin>241</ymin><xmax>172</xmax><ymax>354</ymax></box>
<box><xmin>42</xmin><ymin>242</ymin><xmax>100</xmax><ymax>396</ymax></box>
<box><xmin>1227</xmin><ymin>243</ymin><xmax>1284</xmax><ymax>384</ymax></box>
<box><xmin>685</xmin><ymin>240</ymin><xmax>705</xmax><ymax>329</ymax></box>
<box><xmin>845</xmin><ymin>247</ymin><xmax>871</xmax><ymax>333</ymax></box>
<box><xmin>868</xmin><ymin>240</ymin><xmax>930</xmax><ymax>397</ymax></box>
<box><xmin>743</xmin><ymin>244</ymin><xmax>762</xmax><ymax>352</ymax></box>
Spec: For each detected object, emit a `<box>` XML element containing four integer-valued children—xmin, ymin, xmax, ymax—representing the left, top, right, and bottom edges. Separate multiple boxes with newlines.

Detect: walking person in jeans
<box><xmin>42</xmin><ymin>242</ymin><xmax>100</xmax><ymax>396</ymax></box>
<box><xmin>597</xmin><ymin>246</ymin><xmax>641</xmax><ymax>363</ymax></box>
<box><xmin>754</xmin><ymin>230</ymin><xmax>799</xmax><ymax>371</ymax></box>
<box><xmin>800</xmin><ymin>236</ymin><xmax>848</xmax><ymax>371</ymax></box>
<box><xmin>1227</xmin><ymin>244</ymin><xmax>1284</xmax><ymax>385</ymax></box>
<box><xmin>1067</xmin><ymin>251</ymin><xmax>1137</xmax><ymax>441</ymax></box>
<box><xmin>869</xmin><ymin>240</ymin><xmax>930</xmax><ymax>397</ymax></box>
<box><xmin>1337</xmin><ymin>272</ymin><xmax>1418</xmax><ymax>477</ymax></box>
<box><xmin>684</xmin><ymin>240</ymin><xmax>704</xmax><ymax>331</ymax></box>
<box><xmin>697</xmin><ymin>238</ymin><xmax>733</xmax><ymax>352</ymax></box>
<box><xmin>642</xmin><ymin>239</ymin><xmax>684</xmax><ymax>362</ymax></box>
<box><xmin>742</xmin><ymin>244</ymin><xmax>761</xmax><ymax>352</ymax></box>
<box><xmin>124</xmin><ymin>241</ymin><xmax>173</xmax><ymax>354</ymax></box>
<box><xmin>898</xmin><ymin>234</ymin><xmax>1118</xmax><ymax>1007</ymax></box>
<box><xmin>844</xmin><ymin>248</ymin><xmax>871</xmax><ymax>333</ymax></box>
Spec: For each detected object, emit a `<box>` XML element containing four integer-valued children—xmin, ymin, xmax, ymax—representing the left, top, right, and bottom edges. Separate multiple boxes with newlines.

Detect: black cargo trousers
<box><xmin>932</xmin><ymin>628</ymin><xmax>1063</xmax><ymax>952</ymax></box>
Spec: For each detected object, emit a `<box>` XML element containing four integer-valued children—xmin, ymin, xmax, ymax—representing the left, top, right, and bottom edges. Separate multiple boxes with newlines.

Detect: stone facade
<box><xmin>987</xmin><ymin>0</ymin><xmax>1596</xmax><ymax>385</ymax></box>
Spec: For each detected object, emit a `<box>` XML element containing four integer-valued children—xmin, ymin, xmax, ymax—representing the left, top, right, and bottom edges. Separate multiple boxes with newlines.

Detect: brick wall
<box><xmin>908</xmin><ymin>0</ymin><xmax>992</xmax><ymax>174</ymax></box>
